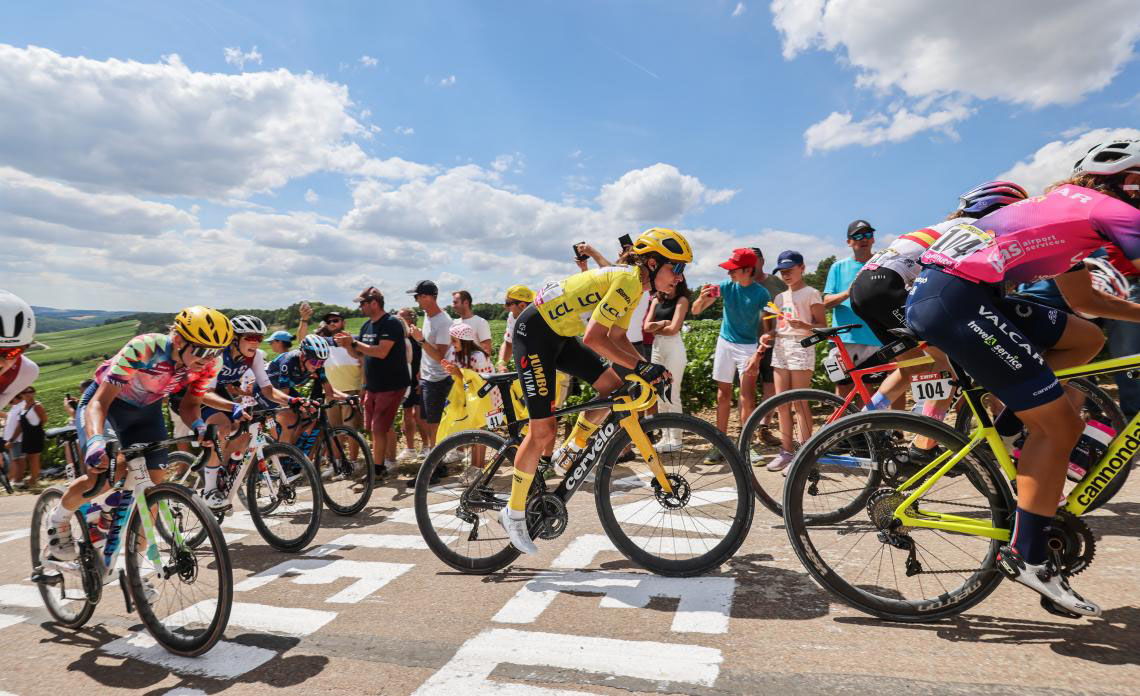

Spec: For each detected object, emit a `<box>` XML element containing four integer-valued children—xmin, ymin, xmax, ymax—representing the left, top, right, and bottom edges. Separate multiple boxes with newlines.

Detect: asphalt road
<box><xmin>0</xmin><ymin>469</ymin><xmax>1138</xmax><ymax>696</ymax></box>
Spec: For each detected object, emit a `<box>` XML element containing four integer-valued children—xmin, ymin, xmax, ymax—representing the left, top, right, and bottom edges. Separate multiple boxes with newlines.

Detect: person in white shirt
<box><xmin>451</xmin><ymin>290</ymin><xmax>493</xmax><ymax>355</ymax></box>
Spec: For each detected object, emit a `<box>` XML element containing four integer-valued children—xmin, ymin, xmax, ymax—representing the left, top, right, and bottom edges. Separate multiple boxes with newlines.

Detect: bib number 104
<box><xmin>911</xmin><ymin>372</ymin><xmax>952</xmax><ymax>401</ymax></box>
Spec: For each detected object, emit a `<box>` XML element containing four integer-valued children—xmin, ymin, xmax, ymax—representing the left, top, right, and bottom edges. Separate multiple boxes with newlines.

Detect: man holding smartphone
<box><xmin>692</xmin><ymin>248</ymin><xmax>771</xmax><ymax>459</ymax></box>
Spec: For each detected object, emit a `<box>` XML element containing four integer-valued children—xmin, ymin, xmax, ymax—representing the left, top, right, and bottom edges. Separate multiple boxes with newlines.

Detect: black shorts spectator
<box><xmin>420</xmin><ymin>376</ymin><xmax>453</xmax><ymax>424</ymax></box>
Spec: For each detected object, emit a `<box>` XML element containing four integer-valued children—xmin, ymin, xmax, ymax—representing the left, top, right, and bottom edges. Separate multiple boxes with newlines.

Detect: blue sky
<box><xmin>3</xmin><ymin>1</ymin><xmax>1140</xmax><ymax>311</ymax></box>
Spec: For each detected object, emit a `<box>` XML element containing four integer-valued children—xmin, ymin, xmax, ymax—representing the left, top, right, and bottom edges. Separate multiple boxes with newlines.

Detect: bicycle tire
<box><xmin>738</xmin><ymin>388</ymin><xmax>860</xmax><ymax>517</ymax></box>
<box><xmin>784</xmin><ymin>410</ymin><xmax>1013</xmax><ymax>621</ymax></box>
<box><xmin>316</xmin><ymin>426</ymin><xmax>374</xmax><ymax>516</ymax></box>
<box><xmin>953</xmin><ymin>377</ymin><xmax>1128</xmax><ymax>512</ymax></box>
<box><xmin>30</xmin><ymin>486</ymin><xmax>97</xmax><ymax>627</ymax></box>
<box><xmin>595</xmin><ymin>413</ymin><xmax>754</xmax><ymax>577</ymax></box>
<box><xmin>125</xmin><ymin>483</ymin><xmax>233</xmax><ymax>656</ymax></box>
<box><xmin>414</xmin><ymin>430</ymin><xmax>522</xmax><ymax>574</ymax></box>
<box><xmin>1</xmin><ymin>458</ymin><xmax>11</xmax><ymax>494</ymax></box>
<box><xmin>245</xmin><ymin>443</ymin><xmax>323</xmax><ymax>552</ymax></box>
<box><xmin>164</xmin><ymin>451</ymin><xmax>200</xmax><ymax>488</ymax></box>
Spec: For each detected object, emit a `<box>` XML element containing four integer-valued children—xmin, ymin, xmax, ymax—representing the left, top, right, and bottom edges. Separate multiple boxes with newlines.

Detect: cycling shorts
<box><xmin>850</xmin><ymin>268</ymin><xmax>910</xmax><ymax>345</ymax></box>
<box><xmin>511</xmin><ymin>304</ymin><xmax>608</xmax><ymax>419</ymax></box>
<box><xmin>905</xmin><ymin>268</ymin><xmax>1068</xmax><ymax>412</ymax></box>
<box><xmin>77</xmin><ymin>382</ymin><xmax>168</xmax><ymax>471</ymax></box>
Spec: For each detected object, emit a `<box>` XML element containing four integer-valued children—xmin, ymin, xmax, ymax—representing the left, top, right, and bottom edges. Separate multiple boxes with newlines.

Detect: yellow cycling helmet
<box><xmin>174</xmin><ymin>306</ymin><xmax>233</xmax><ymax>348</ymax></box>
<box><xmin>632</xmin><ymin>228</ymin><xmax>693</xmax><ymax>263</ymax></box>
<box><xmin>505</xmin><ymin>284</ymin><xmax>535</xmax><ymax>303</ymax></box>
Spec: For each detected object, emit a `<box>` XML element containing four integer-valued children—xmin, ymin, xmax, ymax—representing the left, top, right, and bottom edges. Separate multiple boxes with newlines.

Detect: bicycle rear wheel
<box><xmin>784</xmin><ymin>410</ymin><xmax>1012</xmax><ymax>621</ymax></box>
<box><xmin>595</xmin><ymin>413</ymin><xmax>754</xmax><ymax>577</ymax></box>
<box><xmin>30</xmin><ymin>486</ymin><xmax>96</xmax><ymax>627</ymax></box>
<box><xmin>316</xmin><ymin>426</ymin><xmax>374</xmax><ymax>515</ymax></box>
<box><xmin>414</xmin><ymin>430</ymin><xmax>522</xmax><ymax>574</ymax></box>
<box><xmin>125</xmin><ymin>483</ymin><xmax>232</xmax><ymax>656</ymax></box>
<box><xmin>738</xmin><ymin>388</ymin><xmax>861</xmax><ymax>517</ymax></box>
<box><xmin>245</xmin><ymin>443</ymin><xmax>323</xmax><ymax>552</ymax></box>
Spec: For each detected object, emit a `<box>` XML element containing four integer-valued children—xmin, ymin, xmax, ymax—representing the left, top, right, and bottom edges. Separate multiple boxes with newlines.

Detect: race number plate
<box><xmin>920</xmin><ymin>223</ymin><xmax>993</xmax><ymax>266</ymax></box>
<box><xmin>910</xmin><ymin>371</ymin><xmax>952</xmax><ymax>402</ymax></box>
<box><xmin>486</xmin><ymin>410</ymin><xmax>506</xmax><ymax>429</ymax></box>
<box><xmin>822</xmin><ymin>356</ymin><xmax>847</xmax><ymax>382</ymax></box>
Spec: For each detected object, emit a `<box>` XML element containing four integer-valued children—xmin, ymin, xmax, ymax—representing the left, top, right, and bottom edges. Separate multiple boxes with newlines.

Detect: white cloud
<box><xmin>395</xmin><ymin>126</ymin><xmax>415</xmax><ymax>136</ymax></box>
<box><xmin>772</xmin><ymin>0</ymin><xmax>1140</xmax><ymax>151</ymax></box>
<box><xmin>359</xmin><ymin>55</ymin><xmax>378</xmax><ymax>67</ymax></box>
<box><xmin>0</xmin><ymin>44</ymin><xmax>418</xmax><ymax>199</ymax></box>
<box><xmin>304</xmin><ymin>188</ymin><xmax>319</xmax><ymax>203</ymax></box>
<box><xmin>439</xmin><ymin>75</ymin><xmax>456</xmax><ymax>87</ymax></box>
<box><xmin>597</xmin><ymin>163</ymin><xmax>737</xmax><ymax>222</ymax></box>
<box><xmin>804</xmin><ymin>101</ymin><xmax>974</xmax><ymax>154</ymax></box>
<box><xmin>998</xmin><ymin>127</ymin><xmax>1140</xmax><ymax>194</ymax></box>
<box><xmin>223</xmin><ymin>45</ymin><xmax>262</xmax><ymax>71</ymax></box>
<box><xmin>732</xmin><ymin>2</ymin><xmax>747</xmax><ymax>17</ymax></box>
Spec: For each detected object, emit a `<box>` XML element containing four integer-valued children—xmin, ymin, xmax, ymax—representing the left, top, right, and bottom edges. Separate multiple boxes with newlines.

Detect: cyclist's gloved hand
<box><xmin>84</xmin><ymin>433</ymin><xmax>109</xmax><ymax>471</ymax></box>
<box><xmin>634</xmin><ymin>360</ymin><xmax>669</xmax><ymax>383</ymax></box>
<box><xmin>231</xmin><ymin>403</ymin><xmax>251</xmax><ymax>422</ymax></box>
<box><xmin>191</xmin><ymin>418</ymin><xmax>215</xmax><ymax>449</ymax></box>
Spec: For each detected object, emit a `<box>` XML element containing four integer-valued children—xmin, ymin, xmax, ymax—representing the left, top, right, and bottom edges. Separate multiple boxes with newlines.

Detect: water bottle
<box><xmin>93</xmin><ymin>510</ymin><xmax>113</xmax><ymax>551</ymax></box>
<box><xmin>1068</xmin><ymin>420</ymin><xmax>1116</xmax><ymax>482</ymax></box>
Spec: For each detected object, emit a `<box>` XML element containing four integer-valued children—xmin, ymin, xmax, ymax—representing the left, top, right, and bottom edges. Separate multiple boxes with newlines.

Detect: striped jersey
<box><xmin>862</xmin><ymin>217</ymin><xmax>965</xmax><ymax>286</ymax></box>
<box><xmin>94</xmin><ymin>333</ymin><xmax>219</xmax><ymax>407</ymax></box>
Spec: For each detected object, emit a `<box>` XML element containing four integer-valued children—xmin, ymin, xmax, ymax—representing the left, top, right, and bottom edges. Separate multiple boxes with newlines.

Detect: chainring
<box><xmin>527</xmin><ymin>493</ymin><xmax>568</xmax><ymax>540</ymax></box>
<box><xmin>1046</xmin><ymin>510</ymin><xmax>1096</xmax><ymax>577</ymax></box>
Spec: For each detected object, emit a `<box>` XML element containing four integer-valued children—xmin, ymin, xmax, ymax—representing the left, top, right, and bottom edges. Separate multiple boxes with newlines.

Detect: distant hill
<box><xmin>32</xmin><ymin>306</ymin><xmax>135</xmax><ymax>332</ymax></box>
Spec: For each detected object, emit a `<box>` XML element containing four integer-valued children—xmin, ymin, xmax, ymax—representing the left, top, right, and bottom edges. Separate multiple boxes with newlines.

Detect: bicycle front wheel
<box><xmin>245</xmin><ymin>443</ymin><xmax>323</xmax><ymax>552</ymax></box>
<box><xmin>414</xmin><ymin>430</ymin><xmax>522</xmax><ymax>574</ymax></box>
<box><xmin>739</xmin><ymin>388</ymin><xmax>860</xmax><ymax>517</ymax></box>
<box><xmin>784</xmin><ymin>410</ymin><xmax>1012</xmax><ymax>621</ymax></box>
<box><xmin>316</xmin><ymin>426</ymin><xmax>374</xmax><ymax>515</ymax></box>
<box><xmin>595</xmin><ymin>413</ymin><xmax>754</xmax><ymax>577</ymax></box>
<box><xmin>31</xmin><ymin>486</ymin><xmax>96</xmax><ymax>627</ymax></box>
<box><xmin>125</xmin><ymin>483</ymin><xmax>233</xmax><ymax>656</ymax></box>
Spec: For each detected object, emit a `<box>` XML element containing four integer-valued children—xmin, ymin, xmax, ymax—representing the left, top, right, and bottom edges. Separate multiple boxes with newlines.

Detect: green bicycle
<box><xmin>782</xmin><ymin>351</ymin><xmax>1138</xmax><ymax>621</ymax></box>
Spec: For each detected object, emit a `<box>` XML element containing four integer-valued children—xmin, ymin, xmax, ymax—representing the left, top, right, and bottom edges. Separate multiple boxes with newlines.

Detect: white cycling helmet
<box><xmin>0</xmin><ymin>290</ymin><xmax>35</xmax><ymax>347</ymax></box>
<box><xmin>1073</xmin><ymin>140</ymin><xmax>1140</xmax><ymax>177</ymax></box>
<box><xmin>230</xmin><ymin>315</ymin><xmax>268</xmax><ymax>336</ymax></box>
<box><xmin>299</xmin><ymin>334</ymin><xmax>330</xmax><ymax>361</ymax></box>
<box><xmin>1076</xmin><ymin>257</ymin><xmax>1131</xmax><ymax>319</ymax></box>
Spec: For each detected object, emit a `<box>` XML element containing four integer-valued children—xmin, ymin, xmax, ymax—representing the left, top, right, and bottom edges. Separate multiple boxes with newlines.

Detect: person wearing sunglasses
<box><xmin>196</xmin><ymin>315</ymin><xmax>306</xmax><ymax>509</ymax></box>
<box><xmin>497</xmin><ymin>285</ymin><xmax>535</xmax><ymax>372</ymax></box>
<box><xmin>0</xmin><ymin>290</ymin><xmax>39</xmax><ymax>417</ymax></box>
<box><xmin>45</xmin><ymin>306</ymin><xmax>236</xmax><ymax>562</ymax></box>
<box><xmin>821</xmin><ymin>219</ymin><xmax>883</xmax><ymax>397</ymax></box>
<box><xmin>263</xmin><ymin>333</ymin><xmax>351</xmax><ymax>450</ymax></box>
<box><xmin>501</xmin><ymin>227</ymin><xmax>689</xmax><ymax>554</ymax></box>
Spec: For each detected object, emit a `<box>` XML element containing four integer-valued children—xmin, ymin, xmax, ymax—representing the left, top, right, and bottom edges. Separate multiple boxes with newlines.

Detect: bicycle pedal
<box><xmin>1039</xmin><ymin>595</ymin><xmax>1081</xmax><ymax>620</ymax></box>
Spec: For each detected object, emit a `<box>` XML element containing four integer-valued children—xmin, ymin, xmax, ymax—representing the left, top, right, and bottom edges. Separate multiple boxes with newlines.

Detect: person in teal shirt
<box><xmin>693</xmin><ymin>248</ymin><xmax>771</xmax><ymax>460</ymax></box>
<box><xmin>823</xmin><ymin>220</ymin><xmax>881</xmax><ymax>396</ymax></box>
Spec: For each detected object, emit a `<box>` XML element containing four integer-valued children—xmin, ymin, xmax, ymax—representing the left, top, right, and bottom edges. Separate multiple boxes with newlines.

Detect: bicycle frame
<box><xmin>172</xmin><ymin>417</ymin><xmax>290</xmax><ymax>511</ymax></box>
<box><xmin>472</xmin><ymin>374</ymin><xmax>670</xmax><ymax>503</ymax></box>
<box><xmin>298</xmin><ymin>400</ymin><xmax>360</xmax><ymax>464</ymax></box>
<box><xmin>807</xmin><ymin>328</ymin><xmax>935</xmax><ymax>419</ymax></box>
<box><xmin>885</xmin><ymin>352</ymin><xmax>1140</xmax><ymax>541</ymax></box>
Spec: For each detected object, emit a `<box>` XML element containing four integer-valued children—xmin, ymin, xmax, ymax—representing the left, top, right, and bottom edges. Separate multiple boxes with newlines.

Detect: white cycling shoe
<box><xmin>201</xmin><ymin>488</ymin><xmax>231</xmax><ymax>512</ymax></box>
<box><xmin>45</xmin><ymin>522</ymin><xmax>78</xmax><ymax>562</ymax></box>
<box><xmin>997</xmin><ymin>545</ymin><xmax>1101</xmax><ymax>618</ymax></box>
<box><xmin>499</xmin><ymin>506</ymin><xmax>538</xmax><ymax>554</ymax></box>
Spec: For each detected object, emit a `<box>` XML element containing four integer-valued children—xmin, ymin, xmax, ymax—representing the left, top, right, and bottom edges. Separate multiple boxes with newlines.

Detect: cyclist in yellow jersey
<box><xmin>502</xmin><ymin>228</ymin><xmax>692</xmax><ymax>553</ymax></box>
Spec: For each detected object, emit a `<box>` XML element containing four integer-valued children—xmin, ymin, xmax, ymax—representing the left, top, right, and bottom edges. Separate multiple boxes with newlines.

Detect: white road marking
<box><xmin>550</xmin><ymin>534</ymin><xmax>723</xmax><ymax>569</ymax></box>
<box><xmin>164</xmin><ymin>601</ymin><xmax>337</xmax><ymax>636</ymax></box>
<box><xmin>492</xmin><ymin>570</ymin><xmax>734</xmax><ymax>633</ymax></box>
<box><xmin>162</xmin><ymin>689</ymin><xmax>207</xmax><ymax>696</ymax></box>
<box><xmin>609</xmin><ymin>487</ymin><xmax>739</xmax><ymax>536</ymax></box>
<box><xmin>0</xmin><ymin>613</ymin><xmax>23</xmax><ymax>631</ymax></box>
<box><xmin>413</xmin><ymin>628</ymin><xmax>722</xmax><ymax>695</ymax></box>
<box><xmin>0</xmin><ymin>584</ymin><xmax>45</xmax><ymax>608</ymax></box>
<box><xmin>234</xmin><ymin>558</ymin><xmax>414</xmax><ymax>603</ymax></box>
<box><xmin>0</xmin><ymin>529</ymin><xmax>30</xmax><ymax>546</ymax></box>
<box><xmin>102</xmin><ymin>632</ymin><xmax>276</xmax><ymax>680</ymax></box>
<box><xmin>306</xmin><ymin>533</ymin><xmax>447</xmax><ymax>556</ymax></box>
<box><xmin>388</xmin><ymin>499</ymin><xmax>456</xmax><ymax>526</ymax></box>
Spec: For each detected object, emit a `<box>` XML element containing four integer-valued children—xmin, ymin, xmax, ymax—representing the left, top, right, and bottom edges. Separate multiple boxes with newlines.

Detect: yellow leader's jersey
<box><xmin>534</xmin><ymin>265</ymin><xmax>643</xmax><ymax>337</ymax></box>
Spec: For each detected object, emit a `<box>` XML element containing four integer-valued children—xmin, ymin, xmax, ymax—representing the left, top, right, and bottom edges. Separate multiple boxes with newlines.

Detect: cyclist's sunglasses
<box><xmin>305</xmin><ymin>357</ymin><xmax>326</xmax><ymax>368</ymax></box>
<box><xmin>504</xmin><ymin>299</ymin><xmax>521</xmax><ymax>307</ymax></box>
<box><xmin>187</xmin><ymin>344</ymin><xmax>224</xmax><ymax>359</ymax></box>
<box><xmin>240</xmin><ymin>333</ymin><xmax>265</xmax><ymax>343</ymax></box>
<box><xmin>848</xmin><ymin>231</ymin><xmax>874</xmax><ymax>241</ymax></box>
<box><xmin>668</xmin><ymin>261</ymin><xmax>686</xmax><ymax>275</ymax></box>
<box><xmin>0</xmin><ymin>345</ymin><xmax>25</xmax><ymax>361</ymax></box>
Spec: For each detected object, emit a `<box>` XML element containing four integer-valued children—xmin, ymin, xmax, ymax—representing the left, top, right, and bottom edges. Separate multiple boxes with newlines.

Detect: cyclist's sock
<box><xmin>1011</xmin><ymin>507</ymin><xmax>1052</xmax><ymax>565</ymax></box>
<box><xmin>203</xmin><ymin>465</ymin><xmax>220</xmax><ymax>492</ymax></box>
<box><xmin>568</xmin><ymin>414</ymin><xmax>601</xmax><ymax>449</ymax></box>
<box><xmin>921</xmin><ymin>402</ymin><xmax>948</xmax><ymax>421</ymax></box>
<box><xmin>864</xmin><ymin>392</ymin><xmax>891</xmax><ymax>411</ymax></box>
<box><xmin>508</xmin><ymin>467</ymin><xmax>534</xmax><ymax>514</ymax></box>
<box><xmin>49</xmin><ymin>502</ymin><xmax>69</xmax><ymax>526</ymax></box>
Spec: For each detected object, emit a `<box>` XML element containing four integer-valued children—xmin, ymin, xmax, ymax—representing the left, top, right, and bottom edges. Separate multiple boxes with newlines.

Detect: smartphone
<box><xmin>705</xmin><ymin>284</ymin><xmax>720</xmax><ymax>298</ymax></box>
<box><xmin>618</xmin><ymin>233</ymin><xmax>633</xmax><ymax>249</ymax></box>
<box><xmin>573</xmin><ymin>242</ymin><xmax>589</xmax><ymax>261</ymax></box>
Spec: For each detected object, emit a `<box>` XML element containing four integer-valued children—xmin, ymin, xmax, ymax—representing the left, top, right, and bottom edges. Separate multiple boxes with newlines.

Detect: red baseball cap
<box><xmin>718</xmin><ymin>248</ymin><xmax>757</xmax><ymax>271</ymax></box>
